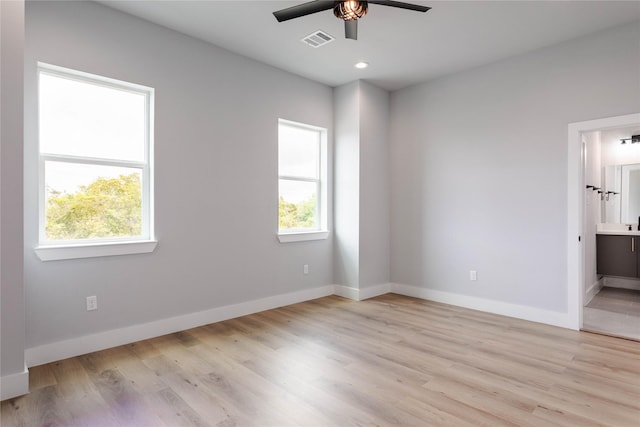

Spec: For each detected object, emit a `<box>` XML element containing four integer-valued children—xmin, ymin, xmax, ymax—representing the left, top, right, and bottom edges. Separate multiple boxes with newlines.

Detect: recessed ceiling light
<box><xmin>354</xmin><ymin>61</ymin><xmax>369</xmax><ymax>69</ymax></box>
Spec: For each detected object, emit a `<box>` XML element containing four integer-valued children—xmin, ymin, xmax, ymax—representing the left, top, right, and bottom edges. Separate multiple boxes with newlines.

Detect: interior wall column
<box><xmin>333</xmin><ymin>80</ymin><xmax>390</xmax><ymax>297</ymax></box>
<box><xmin>334</xmin><ymin>82</ymin><xmax>361</xmax><ymax>290</ymax></box>
<box><xmin>1</xmin><ymin>0</ymin><xmax>28</xmax><ymax>400</ymax></box>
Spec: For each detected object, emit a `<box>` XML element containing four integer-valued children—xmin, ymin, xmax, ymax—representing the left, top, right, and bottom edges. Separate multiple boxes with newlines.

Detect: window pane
<box><xmin>45</xmin><ymin>161</ymin><xmax>142</xmax><ymax>240</ymax></box>
<box><xmin>39</xmin><ymin>72</ymin><xmax>146</xmax><ymax>161</ymax></box>
<box><xmin>279</xmin><ymin>179</ymin><xmax>318</xmax><ymax>230</ymax></box>
<box><xmin>279</xmin><ymin>124</ymin><xmax>319</xmax><ymax>178</ymax></box>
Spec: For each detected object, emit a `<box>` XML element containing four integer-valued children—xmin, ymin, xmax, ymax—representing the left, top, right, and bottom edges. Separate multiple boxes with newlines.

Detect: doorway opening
<box><xmin>582</xmin><ymin>126</ymin><xmax>640</xmax><ymax>340</ymax></box>
<box><xmin>567</xmin><ymin>113</ymin><xmax>640</xmax><ymax>338</ymax></box>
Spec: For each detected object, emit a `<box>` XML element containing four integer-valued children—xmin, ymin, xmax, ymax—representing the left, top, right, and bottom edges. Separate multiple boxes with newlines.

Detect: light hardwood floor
<box><xmin>2</xmin><ymin>294</ymin><xmax>640</xmax><ymax>426</ymax></box>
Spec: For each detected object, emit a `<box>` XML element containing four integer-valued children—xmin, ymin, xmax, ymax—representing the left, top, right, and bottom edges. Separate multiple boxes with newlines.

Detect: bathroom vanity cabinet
<box><xmin>596</xmin><ymin>234</ymin><xmax>639</xmax><ymax>278</ymax></box>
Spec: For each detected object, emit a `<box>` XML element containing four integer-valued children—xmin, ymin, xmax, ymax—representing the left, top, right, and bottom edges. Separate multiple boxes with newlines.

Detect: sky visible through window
<box><xmin>279</xmin><ymin>124</ymin><xmax>319</xmax><ymax>204</ymax></box>
<box><xmin>39</xmin><ymin>72</ymin><xmax>146</xmax><ymax>194</ymax></box>
<box><xmin>44</xmin><ymin>162</ymin><xmax>140</xmax><ymax>196</ymax></box>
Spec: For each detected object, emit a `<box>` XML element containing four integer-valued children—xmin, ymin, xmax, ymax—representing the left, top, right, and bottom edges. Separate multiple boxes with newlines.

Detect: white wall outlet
<box><xmin>469</xmin><ymin>270</ymin><xmax>477</xmax><ymax>281</ymax></box>
<box><xmin>303</xmin><ymin>264</ymin><xmax>309</xmax><ymax>275</ymax></box>
<box><xmin>86</xmin><ymin>295</ymin><xmax>98</xmax><ymax>311</ymax></box>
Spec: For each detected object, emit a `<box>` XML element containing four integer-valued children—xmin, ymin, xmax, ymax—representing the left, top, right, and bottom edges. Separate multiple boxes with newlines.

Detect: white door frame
<box><xmin>567</xmin><ymin>113</ymin><xmax>640</xmax><ymax>330</ymax></box>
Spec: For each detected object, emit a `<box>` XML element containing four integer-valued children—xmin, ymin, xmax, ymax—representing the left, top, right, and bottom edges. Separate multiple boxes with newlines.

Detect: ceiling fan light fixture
<box><xmin>334</xmin><ymin>1</ymin><xmax>368</xmax><ymax>21</ymax></box>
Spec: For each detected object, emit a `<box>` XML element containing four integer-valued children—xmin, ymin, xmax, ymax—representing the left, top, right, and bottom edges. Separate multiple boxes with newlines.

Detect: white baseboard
<box><xmin>1</xmin><ymin>365</ymin><xmax>29</xmax><ymax>401</ymax></box>
<box><xmin>390</xmin><ymin>283</ymin><xmax>572</xmax><ymax>329</ymax></box>
<box><xmin>585</xmin><ymin>277</ymin><xmax>605</xmax><ymax>305</ymax></box>
<box><xmin>603</xmin><ymin>277</ymin><xmax>640</xmax><ymax>291</ymax></box>
<box><xmin>360</xmin><ymin>283</ymin><xmax>392</xmax><ymax>300</ymax></box>
<box><xmin>333</xmin><ymin>284</ymin><xmax>359</xmax><ymax>300</ymax></box>
<box><xmin>26</xmin><ymin>285</ymin><xmax>334</xmax><ymax>368</ymax></box>
<box><xmin>334</xmin><ymin>283</ymin><xmax>391</xmax><ymax>301</ymax></box>
<box><xmin>25</xmin><ymin>282</ymin><xmax>575</xmax><ymax>369</ymax></box>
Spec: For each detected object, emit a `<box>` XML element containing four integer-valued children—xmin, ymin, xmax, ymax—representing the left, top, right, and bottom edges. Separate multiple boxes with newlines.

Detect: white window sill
<box><xmin>278</xmin><ymin>231</ymin><xmax>329</xmax><ymax>243</ymax></box>
<box><xmin>35</xmin><ymin>240</ymin><xmax>158</xmax><ymax>261</ymax></box>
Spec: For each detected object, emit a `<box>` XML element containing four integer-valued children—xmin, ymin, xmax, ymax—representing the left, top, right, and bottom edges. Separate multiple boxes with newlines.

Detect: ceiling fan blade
<box><xmin>273</xmin><ymin>1</ymin><xmax>334</xmax><ymax>22</ymax></box>
<box><xmin>345</xmin><ymin>20</ymin><xmax>358</xmax><ymax>40</ymax></box>
<box><xmin>368</xmin><ymin>1</ymin><xmax>431</xmax><ymax>13</ymax></box>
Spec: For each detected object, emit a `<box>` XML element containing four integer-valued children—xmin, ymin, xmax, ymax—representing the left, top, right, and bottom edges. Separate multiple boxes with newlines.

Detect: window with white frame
<box><xmin>278</xmin><ymin>119</ymin><xmax>328</xmax><ymax>242</ymax></box>
<box><xmin>36</xmin><ymin>64</ymin><xmax>155</xmax><ymax>260</ymax></box>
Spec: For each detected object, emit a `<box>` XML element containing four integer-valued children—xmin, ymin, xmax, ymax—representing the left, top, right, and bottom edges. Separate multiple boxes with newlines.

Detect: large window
<box><xmin>278</xmin><ymin>119</ymin><xmax>328</xmax><ymax>242</ymax></box>
<box><xmin>36</xmin><ymin>64</ymin><xmax>155</xmax><ymax>260</ymax></box>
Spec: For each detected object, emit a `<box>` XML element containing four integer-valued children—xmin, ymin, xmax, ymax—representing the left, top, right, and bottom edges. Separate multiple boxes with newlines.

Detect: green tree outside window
<box><xmin>46</xmin><ymin>173</ymin><xmax>141</xmax><ymax>240</ymax></box>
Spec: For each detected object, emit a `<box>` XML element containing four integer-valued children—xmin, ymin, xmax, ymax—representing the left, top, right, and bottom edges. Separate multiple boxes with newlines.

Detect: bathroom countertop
<box><xmin>596</xmin><ymin>223</ymin><xmax>640</xmax><ymax>235</ymax></box>
<box><xmin>596</xmin><ymin>230</ymin><xmax>640</xmax><ymax>236</ymax></box>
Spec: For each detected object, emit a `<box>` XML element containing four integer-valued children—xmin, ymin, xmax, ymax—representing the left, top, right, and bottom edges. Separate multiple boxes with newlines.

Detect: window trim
<box><xmin>35</xmin><ymin>240</ymin><xmax>158</xmax><ymax>262</ymax></box>
<box><xmin>277</xmin><ymin>231</ymin><xmax>329</xmax><ymax>243</ymax></box>
<box><xmin>36</xmin><ymin>63</ymin><xmax>155</xmax><ymax>261</ymax></box>
<box><xmin>277</xmin><ymin>119</ymin><xmax>329</xmax><ymax>242</ymax></box>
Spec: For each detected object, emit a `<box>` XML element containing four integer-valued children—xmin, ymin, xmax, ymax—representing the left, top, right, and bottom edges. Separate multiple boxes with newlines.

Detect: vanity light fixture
<box><xmin>620</xmin><ymin>134</ymin><xmax>640</xmax><ymax>144</ymax></box>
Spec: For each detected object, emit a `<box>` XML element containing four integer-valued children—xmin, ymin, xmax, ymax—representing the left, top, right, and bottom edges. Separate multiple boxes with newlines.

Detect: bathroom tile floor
<box><xmin>583</xmin><ymin>287</ymin><xmax>640</xmax><ymax>341</ymax></box>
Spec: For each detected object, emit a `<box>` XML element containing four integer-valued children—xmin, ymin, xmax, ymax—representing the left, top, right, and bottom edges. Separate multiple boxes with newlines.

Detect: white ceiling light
<box><xmin>355</xmin><ymin>61</ymin><xmax>369</xmax><ymax>69</ymax></box>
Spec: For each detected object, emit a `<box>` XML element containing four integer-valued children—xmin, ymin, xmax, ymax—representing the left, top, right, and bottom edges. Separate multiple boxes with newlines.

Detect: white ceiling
<box><xmin>98</xmin><ymin>0</ymin><xmax>640</xmax><ymax>91</ymax></box>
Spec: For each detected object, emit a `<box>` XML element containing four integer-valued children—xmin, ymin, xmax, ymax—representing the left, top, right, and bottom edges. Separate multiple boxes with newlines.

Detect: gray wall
<box><xmin>333</xmin><ymin>81</ymin><xmax>390</xmax><ymax>291</ymax></box>
<box><xmin>389</xmin><ymin>21</ymin><xmax>640</xmax><ymax>312</ymax></box>
<box><xmin>333</xmin><ymin>82</ymin><xmax>360</xmax><ymax>288</ymax></box>
<box><xmin>24</xmin><ymin>1</ymin><xmax>334</xmax><ymax>349</ymax></box>
<box><xmin>358</xmin><ymin>82</ymin><xmax>390</xmax><ymax>288</ymax></box>
<box><xmin>1</xmin><ymin>0</ymin><xmax>27</xmax><ymax>391</ymax></box>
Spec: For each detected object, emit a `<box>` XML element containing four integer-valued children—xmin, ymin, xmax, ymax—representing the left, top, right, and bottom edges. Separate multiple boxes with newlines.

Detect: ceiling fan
<box><xmin>273</xmin><ymin>1</ymin><xmax>431</xmax><ymax>40</ymax></box>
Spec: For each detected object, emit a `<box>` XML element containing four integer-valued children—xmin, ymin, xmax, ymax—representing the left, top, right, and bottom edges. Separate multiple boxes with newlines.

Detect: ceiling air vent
<box><xmin>301</xmin><ymin>30</ymin><xmax>335</xmax><ymax>48</ymax></box>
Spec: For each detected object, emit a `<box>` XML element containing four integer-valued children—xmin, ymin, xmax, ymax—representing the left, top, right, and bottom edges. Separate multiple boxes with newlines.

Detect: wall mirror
<box><xmin>603</xmin><ymin>163</ymin><xmax>640</xmax><ymax>224</ymax></box>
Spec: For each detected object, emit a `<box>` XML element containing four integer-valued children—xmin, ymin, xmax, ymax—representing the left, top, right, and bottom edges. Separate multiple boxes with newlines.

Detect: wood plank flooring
<box><xmin>2</xmin><ymin>294</ymin><xmax>640</xmax><ymax>426</ymax></box>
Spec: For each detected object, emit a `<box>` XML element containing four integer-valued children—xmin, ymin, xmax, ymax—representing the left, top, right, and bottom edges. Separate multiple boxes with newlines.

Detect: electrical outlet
<box><xmin>86</xmin><ymin>295</ymin><xmax>98</xmax><ymax>311</ymax></box>
<box><xmin>303</xmin><ymin>264</ymin><xmax>309</xmax><ymax>275</ymax></box>
<box><xmin>469</xmin><ymin>270</ymin><xmax>477</xmax><ymax>281</ymax></box>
